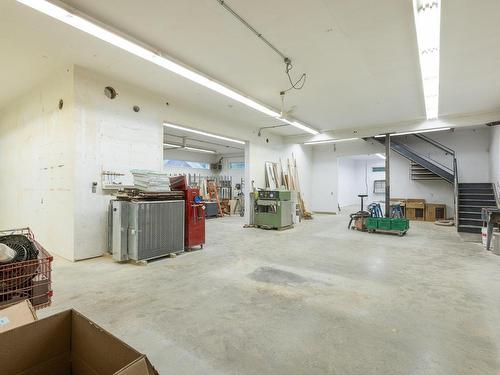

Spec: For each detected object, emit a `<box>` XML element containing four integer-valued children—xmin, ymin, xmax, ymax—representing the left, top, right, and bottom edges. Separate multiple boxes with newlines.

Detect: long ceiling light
<box><xmin>163</xmin><ymin>143</ymin><xmax>181</xmax><ymax>148</ymax></box>
<box><xmin>17</xmin><ymin>0</ymin><xmax>319</xmax><ymax>135</ymax></box>
<box><xmin>164</xmin><ymin>123</ymin><xmax>245</xmax><ymax>145</ymax></box>
<box><xmin>375</xmin><ymin>153</ymin><xmax>386</xmax><ymax>160</ymax></box>
<box><xmin>303</xmin><ymin>137</ymin><xmax>359</xmax><ymax>145</ymax></box>
<box><xmin>412</xmin><ymin>0</ymin><xmax>441</xmax><ymax>120</ymax></box>
<box><xmin>374</xmin><ymin>127</ymin><xmax>450</xmax><ymax>138</ymax></box>
<box><xmin>163</xmin><ymin>143</ymin><xmax>215</xmax><ymax>154</ymax></box>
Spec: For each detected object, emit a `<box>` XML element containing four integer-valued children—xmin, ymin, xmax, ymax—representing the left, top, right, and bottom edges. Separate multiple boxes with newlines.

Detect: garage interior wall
<box><xmin>0</xmin><ymin>65</ymin><xmax>313</xmax><ymax>260</ymax></box>
<box><xmin>311</xmin><ymin>127</ymin><xmax>493</xmax><ymax>215</ymax></box>
<box><xmin>0</xmin><ymin>67</ymin><xmax>76</xmax><ymax>260</ymax></box>
<box><xmin>490</xmin><ymin>125</ymin><xmax>500</xmax><ymax>197</ymax></box>
<box><xmin>337</xmin><ymin>157</ymin><xmax>386</xmax><ymax>208</ymax></box>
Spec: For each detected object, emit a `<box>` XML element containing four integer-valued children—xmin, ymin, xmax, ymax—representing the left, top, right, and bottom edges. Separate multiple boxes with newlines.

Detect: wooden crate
<box><xmin>425</xmin><ymin>203</ymin><xmax>446</xmax><ymax>222</ymax></box>
<box><xmin>406</xmin><ymin>207</ymin><xmax>425</xmax><ymax>221</ymax></box>
<box><xmin>406</xmin><ymin>199</ymin><xmax>425</xmax><ymax>209</ymax></box>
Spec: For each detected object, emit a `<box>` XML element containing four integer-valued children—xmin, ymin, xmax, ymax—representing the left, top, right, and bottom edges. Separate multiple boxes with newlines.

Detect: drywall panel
<box><xmin>0</xmin><ymin>67</ymin><xmax>76</xmax><ymax>260</ymax></box>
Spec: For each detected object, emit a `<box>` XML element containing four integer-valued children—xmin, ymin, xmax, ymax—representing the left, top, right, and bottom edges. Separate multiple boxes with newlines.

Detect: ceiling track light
<box><xmin>373</xmin><ymin>127</ymin><xmax>450</xmax><ymax>138</ymax></box>
<box><xmin>164</xmin><ymin>123</ymin><xmax>245</xmax><ymax>145</ymax></box>
<box><xmin>304</xmin><ymin>137</ymin><xmax>359</xmax><ymax>145</ymax></box>
<box><xmin>412</xmin><ymin>0</ymin><xmax>441</xmax><ymax>120</ymax></box>
<box><xmin>17</xmin><ymin>0</ymin><xmax>319</xmax><ymax>135</ymax></box>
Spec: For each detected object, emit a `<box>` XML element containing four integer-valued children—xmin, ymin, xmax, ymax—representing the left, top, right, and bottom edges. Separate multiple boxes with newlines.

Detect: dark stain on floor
<box><xmin>248</xmin><ymin>266</ymin><xmax>307</xmax><ymax>285</ymax></box>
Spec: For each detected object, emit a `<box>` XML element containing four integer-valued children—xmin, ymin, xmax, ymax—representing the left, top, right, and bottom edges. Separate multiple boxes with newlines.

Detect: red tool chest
<box><xmin>184</xmin><ymin>187</ymin><xmax>205</xmax><ymax>249</ymax></box>
<box><xmin>170</xmin><ymin>176</ymin><xmax>205</xmax><ymax>250</ymax></box>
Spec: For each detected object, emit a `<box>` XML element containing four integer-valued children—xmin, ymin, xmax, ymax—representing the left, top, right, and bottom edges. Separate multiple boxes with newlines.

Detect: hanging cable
<box><xmin>216</xmin><ymin>0</ymin><xmax>307</xmax><ymax>92</ymax></box>
<box><xmin>283</xmin><ymin>58</ymin><xmax>306</xmax><ymax>92</ymax></box>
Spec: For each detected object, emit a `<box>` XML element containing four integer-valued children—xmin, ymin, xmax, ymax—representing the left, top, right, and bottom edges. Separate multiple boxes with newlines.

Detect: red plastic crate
<box><xmin>0</xmin><ymin>228</ymin><xmax>53</xmax><ymax>310</ymax></box>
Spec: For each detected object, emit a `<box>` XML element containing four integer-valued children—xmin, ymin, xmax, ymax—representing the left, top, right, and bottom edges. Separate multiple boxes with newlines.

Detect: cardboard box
<box><xmin>0</xmin><ymin>300</ymin><xmax>37</xmax><ymax>333</ymax></box>
<box><xmin>0</xmin><ymin>309</ymin><xmax>157</xmax><ymax>375</ymax></box>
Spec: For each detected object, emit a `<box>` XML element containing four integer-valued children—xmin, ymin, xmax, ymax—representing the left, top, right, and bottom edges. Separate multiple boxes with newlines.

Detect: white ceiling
<box><xmin>1</xmin><ymin>0</ymin><xmax>499</xmax><ymax>136</ymax></box>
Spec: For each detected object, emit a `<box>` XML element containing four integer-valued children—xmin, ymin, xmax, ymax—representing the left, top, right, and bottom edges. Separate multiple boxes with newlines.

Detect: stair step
<box><xmin>458</xmin><ymin>206</ymin><xmax>488</xmax><ymax>212</ymax></box>
<box><xmin>411</xmin><ymin>177</ymin><xmax>442</xmax><ymax>180</ymax></box>
<box><xmin>459</xmin><ymin>194</ymin><xmax>495</xmax><ymax>200</ymax></box>
<box><xmin>458</xmin><ymin>225</ymin><xmax>482</xmax><ymax>234</ymax></box>
<box><xmin>458</xmin><ymin>183</ymin><xmax>492</xmax><ymax>189</ymax></box>
<box><xmin>459</xmin><ymin>200</ymin><xmax>496</xmax><ymax>206</ymax></box>
<box><xmin>458</xmin><ymin>212</ymin><xmax>482</xmax><ymax>219</ymax></box>
<box><xmin>459</xmin><ymin>188</ymin><xmax>494</xmax><ymax>194</ymax></box>
<box><xmin>459</xmin><ymin>219</ymin><xmax>483</xmax><ymax>226</ymax></box>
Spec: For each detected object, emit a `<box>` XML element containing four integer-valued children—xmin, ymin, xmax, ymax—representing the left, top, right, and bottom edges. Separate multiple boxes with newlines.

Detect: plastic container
<box><xmin>365</xmin><ymin>217</ymin><xmax>379</xmax><ymax>230</ymax></box>
<box><xmin>390</xmin><ymin>218</ymin><xmax>410</xmax><ymax>231</ymax></box>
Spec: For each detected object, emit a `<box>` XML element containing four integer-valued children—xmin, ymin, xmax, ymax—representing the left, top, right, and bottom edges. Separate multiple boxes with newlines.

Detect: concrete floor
<box><xmin>41</xmin><ymin>213</ymin><xmax>500</xmax><ymax>374</ymax></box>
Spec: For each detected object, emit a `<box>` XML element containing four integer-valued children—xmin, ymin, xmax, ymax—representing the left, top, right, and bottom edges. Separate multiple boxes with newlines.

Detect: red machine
<box><xmin>170</xmin><ymin>176</ymin><xmax>206</xmax><ymax>250</ymax></box>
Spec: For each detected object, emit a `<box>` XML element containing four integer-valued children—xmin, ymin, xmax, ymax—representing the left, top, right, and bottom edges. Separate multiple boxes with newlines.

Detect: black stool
<box><xmin>348</xmin><ymin>194</ymin><xmax>370</xmax><ymax>229</ymax></box>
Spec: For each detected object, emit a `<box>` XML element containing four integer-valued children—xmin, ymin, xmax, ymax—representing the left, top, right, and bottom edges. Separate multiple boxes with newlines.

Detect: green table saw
<box><xmin>254</xmin><ymin>190</ymin><xmax>294</xmax><ymax>230</ymax></box>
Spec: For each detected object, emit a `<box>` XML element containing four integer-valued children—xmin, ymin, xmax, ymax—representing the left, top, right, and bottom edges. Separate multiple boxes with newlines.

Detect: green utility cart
<box><xmin>365</xmin><ymin>217</ymin><xmax>409</xmax><ymax>236</ymax></box>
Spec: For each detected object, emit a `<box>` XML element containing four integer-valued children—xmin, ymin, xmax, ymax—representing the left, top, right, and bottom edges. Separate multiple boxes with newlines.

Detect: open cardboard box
<box><xmin>0</xmin><ymin>309</ymin><xmax>157</xmax><ymax>375</ymax></box>
<box><xmin>0</xmin><ymin>300</ymin><xmax>37</xmax><ymax>333</ymax></box>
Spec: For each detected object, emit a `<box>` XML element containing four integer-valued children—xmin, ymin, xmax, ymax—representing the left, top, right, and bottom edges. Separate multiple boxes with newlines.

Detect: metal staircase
<box><xmin>457</xmin><ymin>183</ymin><xmax>496</xmax><ymax>233</ymax></box>
<box><xmin>373</xmin><ymin>135</ymin><xmax>455</xmax><ymax>184</ymax></box>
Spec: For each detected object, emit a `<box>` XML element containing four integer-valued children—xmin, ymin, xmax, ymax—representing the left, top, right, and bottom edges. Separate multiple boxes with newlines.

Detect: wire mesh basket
<box><xmin>0</xmin><ymin>228</ymin><xmax>53</xmax><ymax>310</ymax></box>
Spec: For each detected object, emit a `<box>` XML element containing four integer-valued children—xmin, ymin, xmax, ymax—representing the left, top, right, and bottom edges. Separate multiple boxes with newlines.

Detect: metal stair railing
<box><xmin>376</xmin><ymin>138</ymin><xmax>455</xmax><ymax>183</ymax></box>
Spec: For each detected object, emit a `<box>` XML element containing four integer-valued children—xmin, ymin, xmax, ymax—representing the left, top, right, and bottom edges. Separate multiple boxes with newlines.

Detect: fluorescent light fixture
<box><xmin>163</xmin><ymin>143</ymin><xmax>181</xmax><ymax>148</ymax></box>
<box><xmin>375</xmin><ymin>153</ymin><xmax>386</xmax><ymax>160</ymax></box>
<box><xmin>412</xmin><ymin>0</ymin><xmax>441</xmax><ymax>120</ymax></box>
<box><xmin>304</xmin><ymin>137</ymin><xmax>359</xmax><ymax>145</ymax></box>
<box><xmin>17</xmin><ymin>0</ymin><xmax>319</xmax><ymax>135</ymax></box>
<box><xmin>185</xmin><ymin>146</ymin><xmax>215</xmax><ymax>154</ymax></box>
<box><xmin>374</xmin><ymin>127</ymin><xmax>450</xmax><ymax>138</ymax></box>
<box><xmin>164</xmin><ymin>123</ymin><xmax>245</xmax><ymax>145</ymax></box>
<box><xmin>279</xmin><ymin>118</ymin><xmax>319</xmax><ymax>135</ymax></box>
<box><xmin>163</xmin><ymin>142</ymin><xmax>215</xmax><ymax>153</ymax></box>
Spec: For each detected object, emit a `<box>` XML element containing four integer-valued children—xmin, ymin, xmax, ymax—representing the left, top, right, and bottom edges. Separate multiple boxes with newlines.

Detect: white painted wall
<box><xmin>400</xmin><ymin>127</ymin><xmax>491</xmax><ymax>182</ymax></box>
<box><xmin>0</xmin><ymin>64</ymin><xmax>313</xmax><ymax>260</ymax></box>
<box><xmin>337</xmin><ymin>158</ymin><xmax>360</xmax><ymax>207</ymax></box>
<box><xmin>72</xmin><ymin>66</ymin><xmax>164</xmax><ymax>260</ymax></box>
<box><xmin>219</xmin><ymin>155</ymin><xmax>245</xmax><ymax>187</ymax></box>
<box><xmin>72</xmin><ymin>67</ymin><xmax>313</xmax><ymax>257</ymax></box>
<box><xmin>0</xmin><ymin>67</ymin><xmax>76</xmax><ymax>260</ymax></box>
<box><xmin>490</xmin><ymin>126</ymin><xmax>500</xmax><ymax>196</ymax></box>
<box><xmin>310</xmin><ymin>128</ymin><xmax>492</xmax><ymax>217</ymax></box>
<box><xmin>311</xmin><ymin>140</ymin><xmax>380</xmax><ymax>213</ymax></box>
